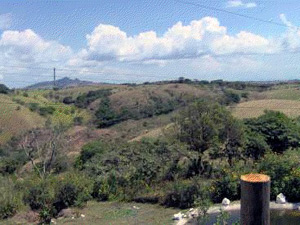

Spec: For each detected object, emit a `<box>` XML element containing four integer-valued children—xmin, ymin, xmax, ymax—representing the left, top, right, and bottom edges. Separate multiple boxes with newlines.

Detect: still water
<box><xmin>201</xmin><ymin>209</ymin><xmax>300</xmax><ymax>225</ymax></box>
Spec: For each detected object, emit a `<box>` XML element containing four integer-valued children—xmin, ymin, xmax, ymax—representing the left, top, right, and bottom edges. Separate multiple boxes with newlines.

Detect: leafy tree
<box><xmin>175</xmin><ymin>100</ymin><xmax>244</xmax><ymax>170</ymax></box>
<box><xmin>244</xmin><ymin>131</ymin><xmax>270</xmax><ymax>160</ymax></box>
<box><xmin>245</xmin><ymin>110</ymin><xmax>300</xmax><ymax>153</ymax></box>
<box><xmin>95</xmin><ymin>97</ymin><xmax>118</xmax><ymax>127</ymax></box>
<box><xmin>0</xmin><ymin>84</ymin><xmax>9</xmax><ymax>94</ymax></box>
<box><xmin>223</xmin><ymin>90</ymin><xmax>241</xmax><ymax>105</ymax></box>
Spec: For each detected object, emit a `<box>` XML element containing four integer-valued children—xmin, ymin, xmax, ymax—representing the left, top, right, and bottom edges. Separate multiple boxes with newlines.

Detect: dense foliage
<box><xmin>0</xmin><ymin>84</ymin><xmax>9</xmax><ymax>94</ymax></box>
<box><xmin>3</xmin><ymin>92</ymin><xmax>300</xmax><ymax>223</ymax></box>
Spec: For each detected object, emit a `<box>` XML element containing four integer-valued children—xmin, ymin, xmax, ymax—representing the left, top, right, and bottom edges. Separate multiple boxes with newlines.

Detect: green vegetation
<box><xmin>2</xmin><ymin>81</ymin><xmax>300</xmax><ymax>224</ymax></box>
<box><xmin>0</xmin><ymin>84</ymin><xmax>9</xmax><ymax>94</ymax></box>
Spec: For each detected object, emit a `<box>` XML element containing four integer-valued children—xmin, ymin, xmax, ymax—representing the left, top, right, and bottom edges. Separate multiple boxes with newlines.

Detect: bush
<box><xmin>258</xmin><ymin>151</ymin><xmax>300</xmax><ymax>200</ymax></box>
<box><xmin>285</xmin><ymin>176</ymin><xmax>300</xmax><ymax>202</ymax></box>
<box><xmin>73</xmin><ymin>116</ymin><xmax>83</xmax><ymax>125</ymax></box>
<box><xmin>0</xmin><ymin>177</ymin><xmax>22</xmax><ymax>219</ymax></box>
<box><xmin>223</xmin><ymin>90</ymin><xmax>241</xmax><ymax>105</ymax></box>
<box><xmin>92</xmin><ymin>178</ymin><xmax>110</xmax><ymax>201</ymax></box>
<box><xmin>211</xmin><ymin>174</ymin><xmax>240</xmax><ymax>203</ymax></box>
<box><xmin>245</xmin><ymin>111</ymin><xmax>300</xmax><ymax>153</ymax></box>
<box><xmin>163</xmin><ymin>181</ymin><xmax>204</xmax><ymax>209</ymax></box>
<box><xmin>75</xmin><ymin>141</ymin><xmax>108</xmax><ymax>169</ymax></box>
<box><xmin>0</xmin><ymin>84</ymin><xmax>9</xmax><ymax>94</ymax></box>
<box><xmin>62</xmin><ymin>96</ymin><xmax>75</xmax><ymax>105</ymax></box>
<box><xmin>0</xmin><ymin>158</ymin><xmax>18</xmax><ymax>175</ymax></box>
<box><xmin>28</xmin><ymin>103</ymin><xmax>39</xmax><ymax>112</ymax></box>
<box><xmin>54</xmin><ymin>183</ymin><xmax>78</xmax><ymax>211</ymax></box>
<box><xmin>23</xmin><ymin>184</ymin><xmax>53</xmax><ymax>211</ymax></box>
<box><xmin>54</xmin><ymin>172</ymin><xmax>93</xmax><ymax>209</ymax></box>
<box><xmin>39</xmin><ymin>106</ymin><xmax>56</xmax><ymax>116</ymax></box>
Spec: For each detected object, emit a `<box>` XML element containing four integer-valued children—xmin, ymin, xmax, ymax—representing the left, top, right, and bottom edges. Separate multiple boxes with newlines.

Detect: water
<box><xmin>200</xmin><ymin>209</ymin><xmax>300</xmax><ymax>225</ymax></box>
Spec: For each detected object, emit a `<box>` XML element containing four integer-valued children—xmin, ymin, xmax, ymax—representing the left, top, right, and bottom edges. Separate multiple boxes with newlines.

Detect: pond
<box><xmin>199</xmin><ymin>209</ymin><xmax>300</xmax><ymax>225</ymax></box>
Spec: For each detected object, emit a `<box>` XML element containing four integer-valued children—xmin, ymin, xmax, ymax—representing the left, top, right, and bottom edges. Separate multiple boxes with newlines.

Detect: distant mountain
<box><xmin>26</xmin><ymin>77</ymin><xmax>97</xmax><ymax>89</ymax></box>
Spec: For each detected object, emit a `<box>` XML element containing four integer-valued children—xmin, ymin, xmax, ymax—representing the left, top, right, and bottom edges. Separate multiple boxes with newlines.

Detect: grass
<box><xmin>12</xmin><ymin>91</ymin><xmax>91</xmax><ymax>126</ymax></box>
<box><xmin>0</xmin><ymin>94</ymin><xmax>45</xmax><ymax>144</ymax></box>
<box><xmin>3</xmin><ymin>201</ymin><xmax>178</xmax><ymax>225</ymax></box>
<box><xmin>232</xmin><ymin>99</ymin><xmax>300</xmax><ymax>119</ymax></box>
<box><xmin>56</xmin><ymin>201</ymin><xmax>178</xmax><ymax>225</ymax></box>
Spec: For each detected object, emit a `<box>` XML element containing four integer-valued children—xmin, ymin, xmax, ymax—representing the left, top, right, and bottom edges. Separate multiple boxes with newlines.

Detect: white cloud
<box><xmin>0</xmin><ymin>29</ymin><xmax>72</xmax><ymax>65</ymax></box>
<box><xmin>279</xmin><ymin>14</ymin><xmax>300</xmax><ymax>52</ymax></box>
<box><xmin>76</xmin><ymin>17</ymin><xmax>273</xmax><ymax>64</ymax></box>
<box><xmin>226</xmin><ymin>0</ymin><xmax>257</xmax><ymax>8</ymax></box>
<box><xmin>0</xmin><ymin>13</ymin><xmax>12</xmax><ymax>30</ymax></box>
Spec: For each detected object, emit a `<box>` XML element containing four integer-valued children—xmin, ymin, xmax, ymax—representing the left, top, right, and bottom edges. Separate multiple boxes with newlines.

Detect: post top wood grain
<box><xmin>241</xmin><ymin>173</ymin><xmax>270</xmax><ymax>183</ymax></box>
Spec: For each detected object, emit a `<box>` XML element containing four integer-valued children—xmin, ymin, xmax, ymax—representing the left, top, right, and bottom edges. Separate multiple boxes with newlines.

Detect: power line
<box><xmin>173</xmin><ymin>0</ymin><xmax>297</xmax><ymax>29</ymax></box>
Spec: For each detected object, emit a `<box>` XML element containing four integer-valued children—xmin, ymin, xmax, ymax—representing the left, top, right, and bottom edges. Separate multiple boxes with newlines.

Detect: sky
<box><xmin>1</xmin><ymin>0</ymin><xmax>300</xmax><ymax>87</ymax></box>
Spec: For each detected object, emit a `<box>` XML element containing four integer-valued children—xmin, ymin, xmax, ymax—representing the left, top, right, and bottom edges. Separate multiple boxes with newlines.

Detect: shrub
<box><xmin>211</xmin><ymin>174</ymin><xmax>240</xmax><ymax>203</ymax></box>
<box><xmin>62</xmin><ymin>96</ymin><xmax>74</xmax><ymax>105</ymax></box>
<box><xmin>39</xmin><ymin>106</ymin><xmax>56</xmax><ymax>116</ymax></box>
<box><xmin>223</xmin><ymin>90</ymin><xmax>241</xmax><ymax>105</ymax></box>
<box><xmin>285</xmin><ymin>176</ymin><xmax>300</xmax><ymax>202</ymax></box>
<box><xmin>28</xmin><ymin>103</ymin><xmax>39</xmax><ymax>112</ymax></box>
<box><xmin>245</xmin><ymin>111</ymin><xmax>300</xmax><ymax>153</ymax></box>
<box><xmin>163</xmin><ymin>181</ymin><xmax>204</xmax><ymax>209</ymax></box>
<box><xmin>54</xmin><ymin>172</ymin><xmax>93</xmax><ymax>209</ymax></box>
<box><xmin>23</xmin><ymin>184</ymin><xmax>53</xmax><ymax>211</ymax></box>
<box><xmin>0</xmin><ymin>177</ymin><xmax>22</xmax><ymax>219</ymax></box>
<box><xmin>54</xmin><ymin>183</ymin><xmax>78</xmax><ymax>210</ymax></box>
<box><xmin>241</xmin><ymin>92</ymin><xmax>249</xmax><ymax>98</ymax></box>
<box><xmin>73</xmin><ymin>116</ymin><xmax>83</xmax><ymax>125</ymax></box>
<box><xmin>0</xmin><ymin>84</ymin><xmax>9</xmax><ymax>94</ymax></box>
<box><xmin>75</xmin><ymin>141</ymin><xmax>107</xmax><ymax>169</ymax></box>
<box><xmin>258</xmin><ymin>151</ymin><xmax>300</xmax><ymax>200</ymax></box>
<box><xmin>0</xmin><ymin>158</ymin><xmax>18</xmax><ymax>175</ymax></box>
<box><xmin>92</xmin><ymin>178</ymin><xmax>110</xmax><ymax>201</ymax></box>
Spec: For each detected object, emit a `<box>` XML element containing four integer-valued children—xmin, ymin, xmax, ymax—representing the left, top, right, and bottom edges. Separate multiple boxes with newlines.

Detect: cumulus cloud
<box><xmin>279</xmin><ymin>14</ymin><xmax>300</xmax><ymax>52</ymax></box>
<box><xmin>0</xmin><ymin>13</ymin><xmax>12</xmax><ymax>30</ymax></box>
<box><xmin>226</xmin><ymin>0</ymin><xmax>257</xmax><ymax>8</ymax></box>
<box><xmin>0</xmin><ymin>29</ymin><xmax>72</xmax><ymax>65</ymax></box>
<box><xmin>76</xmin><ymin>17</ymin><xmax>274</xmax><ymax>64</ymax></box>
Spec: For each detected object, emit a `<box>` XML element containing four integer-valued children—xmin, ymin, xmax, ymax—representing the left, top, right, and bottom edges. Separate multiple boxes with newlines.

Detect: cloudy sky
<box><xmin>1</xmin><ymin>0</ymin><xmax>300</xmax><ymax>87</ymax></box>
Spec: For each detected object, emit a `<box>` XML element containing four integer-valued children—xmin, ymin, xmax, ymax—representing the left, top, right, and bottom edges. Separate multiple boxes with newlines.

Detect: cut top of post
<box><xmin>241</xmin><ymin>173</ymin><xmax>270</xmax><ymax>183</ymax></box>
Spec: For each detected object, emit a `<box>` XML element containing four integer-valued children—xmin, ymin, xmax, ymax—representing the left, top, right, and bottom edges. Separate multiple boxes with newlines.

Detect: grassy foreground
<box><xmin>4</xmin><ymin>201</ymin><xmax>178</xmax><ymax>225</ymax></box>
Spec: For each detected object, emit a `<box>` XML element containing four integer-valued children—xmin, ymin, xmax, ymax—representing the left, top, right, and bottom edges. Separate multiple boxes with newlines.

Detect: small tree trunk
<box><xmin>240</xmin><ymin>173</ymin><xmax>270</xmax><ymax>225</ymax></box>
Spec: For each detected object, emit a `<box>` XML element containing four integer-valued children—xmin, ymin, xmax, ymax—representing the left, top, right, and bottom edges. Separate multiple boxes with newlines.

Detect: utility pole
<box><xmin>53</xmin><ymin>67</ymin><xmax>56</xmax><ymax>89</ymax></box>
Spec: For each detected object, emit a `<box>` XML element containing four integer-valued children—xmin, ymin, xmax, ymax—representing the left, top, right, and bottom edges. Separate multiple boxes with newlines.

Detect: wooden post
<box><xmin>240</xmin><ymin>173</ymin><xmax>270</xmax><ymax>225</ymax></box>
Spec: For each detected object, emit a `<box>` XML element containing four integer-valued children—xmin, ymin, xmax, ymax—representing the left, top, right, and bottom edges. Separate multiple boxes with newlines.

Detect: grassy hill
<box><xmin>0</xmin><ymin>94</ymin><xmax>45</xmax><ymax>144</ymax></box>
<box><xmin>0</xmin><ymin>90</ymin><xmax>91</xmax><ymax>145</ymax></box>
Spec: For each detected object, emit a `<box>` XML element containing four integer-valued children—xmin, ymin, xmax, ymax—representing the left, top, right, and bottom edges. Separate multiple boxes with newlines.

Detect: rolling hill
<box><xmin>26</xmin><ymin>77</ymin><xmax>97</xmax><ymax>90</ymax></box>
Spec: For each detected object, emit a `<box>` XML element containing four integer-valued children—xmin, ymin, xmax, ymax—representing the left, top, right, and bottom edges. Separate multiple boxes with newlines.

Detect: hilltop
<box><xmin>26</xmin><ymin>77</ymin><xmax>97</xmax><ymax>90</ymax></box>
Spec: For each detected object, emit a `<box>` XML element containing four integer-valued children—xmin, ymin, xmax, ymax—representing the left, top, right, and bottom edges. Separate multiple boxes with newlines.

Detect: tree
<box><xmin>19</xmin><ymin>124</ymin><xmax>66</xmax><ymax>179</ymax></box>
<box><xmin>0</xmin><ymin>84</ymin><xmax>9</xmax><ymax>94</ymax></box>
<box><xmin>244</xmin><ymin>131</ymin><xmax>270</xmax><ymax>160</ymax></box>
<box><xmin>245</xmin><ymin>110</ymin><xmax>300</xmax><ymax>153</ymax></box>
<box><xmin>175</xmin><ymin>100</ymin><xmax>244</xmax><ymax>171</ymax></box>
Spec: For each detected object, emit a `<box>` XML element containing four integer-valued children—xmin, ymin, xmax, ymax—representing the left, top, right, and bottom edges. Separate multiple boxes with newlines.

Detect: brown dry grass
<box><xmin>232</xmin><ymin>99</ymin><xmax>300</xmax><ymax>119</ymax></box>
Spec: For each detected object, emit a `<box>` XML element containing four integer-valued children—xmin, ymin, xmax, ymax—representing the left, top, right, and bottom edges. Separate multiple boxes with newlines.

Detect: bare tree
<box><xmin>20</xmin><ymin>125</ymin><xmax>66</xmax><ymax>179</ymax></box>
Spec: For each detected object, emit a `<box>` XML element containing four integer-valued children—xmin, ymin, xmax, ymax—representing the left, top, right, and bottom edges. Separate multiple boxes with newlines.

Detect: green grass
<box><xmin>3</xmin><ymin>201</ymin><xmax>178</xmax><ymax>225</ymax></box>
<box><xmin>0</xmin><ymin>94</ymin><xmax>45</xmax><ymax>144</ymax></box>
<box><xmin>57</xmin><ymin>201</ymin><xmax>177</xmax><ymax>225</ymax></box>
<box><xmin>12</xmin><ymin>91</ymin><xmax>91</xmax><ymax>126</ymax></box>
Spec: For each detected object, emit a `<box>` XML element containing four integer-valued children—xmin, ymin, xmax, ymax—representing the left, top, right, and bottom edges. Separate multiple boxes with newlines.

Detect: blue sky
<box><xmin>1</xmin><ymin>0</ymin><xmax>300</xmax><ymax>87</ymax></box>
